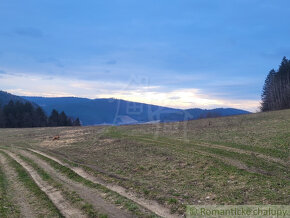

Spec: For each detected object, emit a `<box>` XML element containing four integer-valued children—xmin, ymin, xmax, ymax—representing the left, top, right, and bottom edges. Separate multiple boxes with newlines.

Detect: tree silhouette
<box><xmin>0</xmin><ymin>101</ymin><xmax>81</xmax><ymax>128</ymax></box>
<box><xmin>261</xmin><ymin>57</ymin><xmax>290</xmax><ymax>111</ymax></box>
<box><xmin>48</xmin><ymin>109</ymin><xmax>59</xmax><ymax>127</ymax></box>
<box><xmin>73</xmin><ymin>118</ymin><xmax>81</xmax><ymax>126</ymax></box>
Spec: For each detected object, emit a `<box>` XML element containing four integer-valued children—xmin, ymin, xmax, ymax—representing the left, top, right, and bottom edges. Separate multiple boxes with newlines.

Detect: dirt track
<box><xmin>17</xmin><ymin>149</ymin><xmax>132</xmax><ymax>218</ymax></box>
<box><xmin>0</xmin><ymin>146</ymin><xmax>181</xmax><ymax>217</ymax></box>
<box><xmin>29</xmin><ymin>148</ymin><xmax>181</xmax><ymax>218</ymax></box>
<box><xmin>0</xmin><ymin>153</ymin><xmax>40</xmax><ymax>218</ymax></box>
<box><xmin>195</xmin><ymin>142</ymin><xmax>289</xmax><ymax>166</ymax></box>
<box><xmin>2</xmin><ymin>149</ymin><xmax>86</xmax><ymax>218</ymax></box>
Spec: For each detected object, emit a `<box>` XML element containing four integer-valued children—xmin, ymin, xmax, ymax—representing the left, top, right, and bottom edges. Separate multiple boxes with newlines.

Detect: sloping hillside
<box><xmin>0</xmin><ymin>90</ymin><xmax>33</xmax><ymax>106</ymax></box>
<box><xmin>23</xmin><ymin>96</ymin><xmax>250</xmax><ymax>125</ymax></box>
<box><xmin>0</xmin><ymin>109</ymin><xmax>289</xmax><ymax>216</ymax></box>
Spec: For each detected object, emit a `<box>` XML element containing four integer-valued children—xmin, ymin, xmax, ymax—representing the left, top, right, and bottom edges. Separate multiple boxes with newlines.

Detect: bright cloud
<box><xmin>0</xmin><ymin>0</ymin><xmax>289</xmax><ymax>112</ymax></box>
<box><xmin>0</xmin><ymin>72</ymin><xmax>259</xmax><ymax>112</ymax></box>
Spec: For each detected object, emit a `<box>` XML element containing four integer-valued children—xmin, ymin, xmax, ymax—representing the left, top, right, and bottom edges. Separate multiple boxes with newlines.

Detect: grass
<box><xmin>0</xmin><ymin>151</ymin><xmax>63</xmax><ymax>218</ymax></box>
<box><xmin>50</xmin><ymin>116</ymin><xmax>289</xmax><ymax>213</ymax></box>
<box><xmin>194</xmin><ymin>145</ymin><xmax>289</xmax><ymax>178</ymax></box>
<box><xmin>0</xmin><ymin>109</ymin><xmax>289</xmax><ymax>215</ymax></box>
<box><xmin>28</xmin><ymin>149</ymin><xmax>158</xmax><ymax>218</ymax></box>
<box><xmin>202</xmin><ymin>140</ymin><xmax>288</xmax><ymax>159</ymax></box>
<box><xmin>14</xmin><ymin>152</ymin><xmax>105</xmax><ymax>218</ymax></box>
<box><xmin>0</xmin><ymin>160</ymin><xmax>20</xmax><ymax>217</ymax></box>
<box><xmin>122</xmin><ymin>109</ymin><xmax>290</xmax><ymax>154</ymax></box>
<box><xmin>34</xmin><ymin>132</ymin><xmax>289</xmax><ymax>213</ymax></box>
<box><xmin>104</xmin><ymin>131</ymin><xmax>289</xmax><ymax>178</ymax></box>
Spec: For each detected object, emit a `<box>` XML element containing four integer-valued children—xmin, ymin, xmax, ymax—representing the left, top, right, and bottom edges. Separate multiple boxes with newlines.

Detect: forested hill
<box><xmin>0</xmin><ymin>90</ymin><xmax>35</xmax><ymax>107</ymax></box>
<box><xmin>0</xmin><ymin>91</ymin><xmax>250</xmax><ymax>126</ymax></box>
<box><xmin>0</xmin><ymin>91</ymin><xmax>80</xmax><ymax>128</ymax></box>
<box><xmin>24</xmin><ymin>96</ymin><xmax>250</xmax><ymax>125</ymax></box>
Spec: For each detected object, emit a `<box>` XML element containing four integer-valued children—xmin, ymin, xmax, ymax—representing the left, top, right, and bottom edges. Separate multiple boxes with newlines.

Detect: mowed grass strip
<box><xmin>199</xmin><ymin>140</ymin><xmax>288</xmax><ymax>160</ymax></box>
<box><xmin>26</xmin><ymin>149</ymin><xmax>158</xmax><ymax>218</ymax></box>
<box><xmin>72</xmin><ymin>128</ymin><xmax>288</xmax><ymax>211</ymax></box>
<box><xmin>194</xmin><ymin>145</ymin><xmax>289</xmax><ymax>178</ymax></box>
<box><xmin>119</xmin><ymin>109</ymin><xmax>290</xmax><ymax>156</ymax></box>
<box><xmin>104</xmin><ymin>128</ymin><xmax>289</xmax><ymax>179</ymax></box>
<box><xmin>14</xmin><ymin>152</ymin><xmax>106</xmax><ymax>218</ymax></box>
<box><xmin>0</xmin><ymin>110</ymin><xmax>289</xmax><ymax>215</ymax></box>
<box><xmin>31</xmin><ymin>139</ymin><xmax>290</xmax><ymax>214</ymax></box>
<box><xmin>135</xmin><ymin>133</ymin><xmax>288</xmax><ymax>161</ymax></box>
<box><xmin>0</xmin><ymin>150</ymin><xmax>63</xmax><ymax>218</ymax></box>
<box><xmin>138</xmin><ymin>136</ymin><xmax>288</xmax><ymax>167</ymax></box>
<box><xmin>0</xmin><ymin>158</ymin><xmax>20</xmax><ymax>217</ymax></box>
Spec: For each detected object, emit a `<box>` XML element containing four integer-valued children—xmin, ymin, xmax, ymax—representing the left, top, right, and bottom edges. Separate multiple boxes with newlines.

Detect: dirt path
<box><xmin>195</xmin><ymin>142</ymin><xmax>288</xmax><ymax>166</ymax></box>
<box><xmin>29</xmin><ymin>148</ymin><xmax>181</xmax><ymax>218</ymax></box>
<box><xmin>140</xmin><ymin>136</ymin><xmax>286</xmax><ymax>165</ymax></box>
<box><xmin>2</xmin><ymin>150</ymin><xmax>86</xmax><ymax>218</ymax></box>
<box><xmin>0</xmin><ymin>153</ymin><xmax>37</xmax><ymax>218</ymax></box>
<box><xmin>135</xmin><ymin>137</ymin><xmax>280</xmax><ymax>176</ymax></box>
<box><xmin>194</xmin><ymin>149</ymin><xmax>271</xmax><ymax>175</ymax></box>
<box><xmin>17</xmin><ymin>149</ymin><xmax>133</xmax><ymax>218</ymax></box>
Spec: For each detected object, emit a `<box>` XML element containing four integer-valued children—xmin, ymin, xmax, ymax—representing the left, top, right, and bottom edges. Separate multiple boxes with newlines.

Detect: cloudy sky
<box><xmin>1</xmin><ymin>0</ymin><xmax>290</xmax><ymax>112</ymax></box>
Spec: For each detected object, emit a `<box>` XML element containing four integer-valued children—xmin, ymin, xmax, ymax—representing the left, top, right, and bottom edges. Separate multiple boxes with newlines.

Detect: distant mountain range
<box><xmin>0</xmin><ymin>90</ymin><xmax>37</xmax><ymax>107</ymax></box>
<box><xmin>0</xmin><ymin>90</ymin><xmax>250</xmax><ymax>125</ymax></box>
<box><xmin>22</xmin><ymin>96</ymin><xmax>250</xmax><ymax>125</ymax></box>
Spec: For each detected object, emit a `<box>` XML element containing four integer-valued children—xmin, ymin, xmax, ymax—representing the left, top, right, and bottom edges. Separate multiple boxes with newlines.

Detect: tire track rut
<box><xmin>136</xmin><ymin>137</ymin><xmax>286</xmax><ymax>176</ymax></box>
<box><xmin>1</xmin><ymin>149</ymin><xmax>86</xmax><ymax>218</ymax></box>
<box><xmin>194</xmin><ymin>142</ymin><xmax>288</xmax><ymax>166</ymax></box>
<box><xmin>17</xmin><ymin>149</ymin><xmax>133</xmax><ymax>218</ymax></box>
<box><xmin>29</xmin><ymin>148</ymin><xmax>181</xmax><ymax>218</ymax></box>
<box><xmin>0</xmin><ymin>153</ymin><xmax>35</xmax><ymax>218</ymax></box>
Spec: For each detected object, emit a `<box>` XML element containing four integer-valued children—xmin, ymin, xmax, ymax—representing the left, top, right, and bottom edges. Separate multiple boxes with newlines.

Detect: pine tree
<box><xmin>3</xmin><ymin>101</ymin><xmax>17</xmax><ymax>127</ymax></box>
<box><xmin>34</xmin><ymin>107</ymin><xmax>48</xmax><ymax>127</ymax></box>
<box><xmin>261</xmin><ymin>69</ymin><xmax>276</xmax><ymax>111</ymax></box>
<box><xmin>0</xmin><ymin>101</ymin><xmax>77</xmax><ymax>128</ymax></box>
<box><xmin>261</xmin><ymin>57</ymin><xmax>290</xmax><ymax>111</ymax></box>
<box><xmin>48</xmin><ymin>109</ymin><xmax>59</xmax><ymax>127</ymax></box>
<box><xmin>59</xmin><ymin>111</ymin><xmax>68</xmax><ymax>126</ymax></box>
<box><xmin>22</xmin><ymin>102</ymin><xmax>34</xmax><ymax>127</ymax></box>
<box><xmin>73</xmin><ymin>118</ymin><xmax>81</xmax><ymax>126</ymax></box>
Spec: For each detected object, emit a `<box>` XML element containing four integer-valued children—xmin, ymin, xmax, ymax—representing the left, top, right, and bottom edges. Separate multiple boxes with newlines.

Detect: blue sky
<box><xmin>1</xmin><ymin>0</ymin><xmax>290</xmax><ymax>111</ymax></box>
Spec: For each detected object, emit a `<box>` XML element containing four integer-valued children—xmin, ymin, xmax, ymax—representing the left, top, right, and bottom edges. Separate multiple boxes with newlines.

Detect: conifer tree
<box><xmin>48</xmin><ymin>109</ymin><xmax>59</xmax><ymax>127</ymax></box>
<box><xmin>73</xmin><ymin>118</ymin><xmax>81</xmax><ymax>126</ymax></box>
<box><xmin>0</xmin><ymin>100</ymin><xmax>81</xmax><ymax>128</ymax></box>
<box><xmin>261</xmin><ymin>57</ymin><xmax>290</xmax><ymax>111</ymax></box>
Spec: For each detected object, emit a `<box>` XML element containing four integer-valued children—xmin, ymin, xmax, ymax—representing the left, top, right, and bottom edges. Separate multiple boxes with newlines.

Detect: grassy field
<box><xmin>0</xmin><ymin>109</ymin><xmax>289</xmax><ymax>216</ymax></box>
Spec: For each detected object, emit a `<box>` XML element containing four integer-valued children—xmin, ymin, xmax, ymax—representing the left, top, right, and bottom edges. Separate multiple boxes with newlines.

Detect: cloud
<box><xmin>14</xmin><ymin>27</ymin><xmax>44</xmax><ymax>38</ymax></box>
<box><xmin>169</xmin><ymin>96</ymin><xmax>180</xmax><ymax>100</ymax></box>
<box><xmin>0</xmin><ymin>72</ymin><xmax>259</xmax><ymax>112</ymax></box>
<box><xmin>97</xmin><ymin>88</ymin><xmax>259</xmax><ymax>112</ymax></box>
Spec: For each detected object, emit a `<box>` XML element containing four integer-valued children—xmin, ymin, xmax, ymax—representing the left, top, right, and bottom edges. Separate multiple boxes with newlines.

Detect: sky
<box><xmin>0</xmin><ymin>0</ymin><xmax>290</xmax><ymax>112</ymax></box>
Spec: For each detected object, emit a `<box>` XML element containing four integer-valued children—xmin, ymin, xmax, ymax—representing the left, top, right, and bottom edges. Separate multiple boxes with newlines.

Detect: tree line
<box><xmin>0</xmin><ymin>100</ymin><xmax>80</xmax><ymax>128</ymax></box>
<box><xmin>261</xmin><ymin>57</ymin><xmax>290</xmax><ymax>111</ymax></box>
